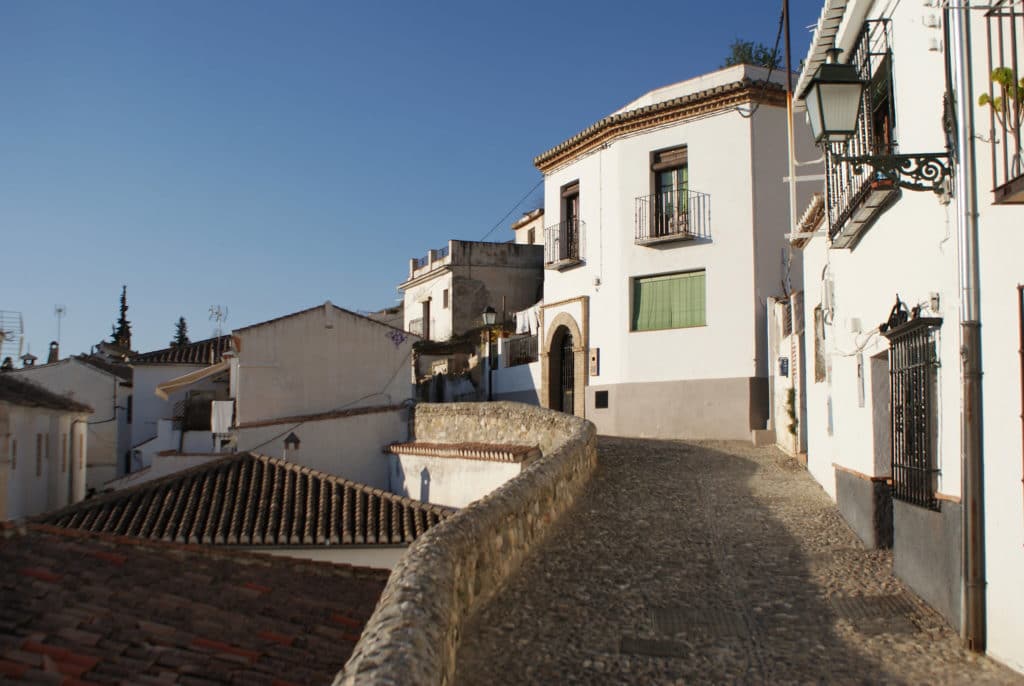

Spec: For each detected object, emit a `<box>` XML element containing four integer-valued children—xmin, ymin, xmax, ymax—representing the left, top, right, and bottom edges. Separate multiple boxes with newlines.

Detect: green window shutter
<box><xmin>632</xmin><ymin>271</ymin><xmax>706</xmax><ymax>331</ymax></box>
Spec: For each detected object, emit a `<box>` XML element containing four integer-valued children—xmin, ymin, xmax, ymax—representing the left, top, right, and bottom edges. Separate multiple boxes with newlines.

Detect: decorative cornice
<box><xmin>534</xmin><ymin>79</ymin><xmax>787</xmax><ymax>173</ymax></box>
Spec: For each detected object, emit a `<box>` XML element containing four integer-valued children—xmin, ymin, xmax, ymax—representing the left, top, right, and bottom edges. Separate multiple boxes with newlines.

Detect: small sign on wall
<box><xmin>589</xmin><ymin>348</ymin><xmax>599</xmax><ymax>376</ymax></box>
<box><xmin>779</xmin><ymin>356</ymin><xmax>789</xmax><ymax>378</ymax></box>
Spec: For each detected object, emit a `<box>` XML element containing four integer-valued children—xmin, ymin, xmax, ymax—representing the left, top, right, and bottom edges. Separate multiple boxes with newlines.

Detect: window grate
<box><xmin>884</xmin><ymin>317</ymin><xmax>942</xmax><ymax>510</ymax></box>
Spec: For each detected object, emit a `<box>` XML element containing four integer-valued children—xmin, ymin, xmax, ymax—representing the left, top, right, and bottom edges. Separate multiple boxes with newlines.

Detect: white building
<box><xmin>791</xmin><ymin>0</ymin><xmax>1023</xmax><ymax>673</ymax></box>
<box><xmin>533</xmin><ymin>65</ymin><xmax>818</xmax><ymax>439</ymax></box>
<box><xmin>229</xmin><ymin>302</ymin><xmax>419</xmax><ymax>488</ymax></box>
<box><xmin>128</xmin><ymin>336</ymin><xmax>230</xmax><ymax>471</ymax></box>
<box><xmin>9</xmin><ymin>355</ymin><xmax>131</xmax><ymax>489</ymax></box>
<box><xmin>0</xmin><ymin>375</ymin><xmax>90</xmax><ymax>520</ymax></box>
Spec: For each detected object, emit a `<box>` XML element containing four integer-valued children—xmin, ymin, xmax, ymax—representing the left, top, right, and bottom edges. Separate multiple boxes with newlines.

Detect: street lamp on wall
<box><xmin>482</xmin><ymin>306</ymin><xmax>497</xmax><ymax>401</ymax></box>
<box><xmin>803</xmin><ymin>47</ymin><xmax>953</xmax><ymax>194</ymax></box>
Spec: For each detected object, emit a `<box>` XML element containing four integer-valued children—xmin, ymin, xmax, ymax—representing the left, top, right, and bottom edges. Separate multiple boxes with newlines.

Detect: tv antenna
<box><xmin>0</xmin><ymin>310</ymin><xmax>25</xmax><ymax>360</ymax></box>
<box><xmin>209</xmin><ymin>305</ymin><xmax>229</xmax><ymax>338</ymax></box>
<box><xmin>54</xmin><ymin>305</ymin><xmax>67</xmax><ymax>347</ymax></box>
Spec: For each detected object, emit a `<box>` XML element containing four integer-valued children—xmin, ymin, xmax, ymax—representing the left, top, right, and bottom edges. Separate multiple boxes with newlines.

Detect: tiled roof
<box><xmin>387</xmin><ymin>441</ymin><xmax>541</xmax><ymax>464</ymax></box>
<box><xmin>39</xmin><ymin>452</ymin><xmax>454</xmax><ymax>546</ymax></box>
<box><xmin>0</xmin><ymin>375</ymin><xmax>93</xmax><ymax>414</ymax></box>
<box><xmin>130</xmin><ymin>336</ymin><xmax>231</xmax><ymax>366</ymax></box>
<box><xmin>0</xmin><ymin>523</ymin><xmax>388</xmax><ymax>684</ymax></box>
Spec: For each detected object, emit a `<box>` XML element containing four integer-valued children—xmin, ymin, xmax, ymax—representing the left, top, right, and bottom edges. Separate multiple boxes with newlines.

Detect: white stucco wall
<box><xmin>254</xmin><ymin>545</ymin><xmax>408</xmax><ymax>571</ymax></box>
<box><xmin>130</xmin><ymin>364</ymin><xmax>216</xmax><ymax>450</ymax></box>
<box><xmin>233</xmin><ymin>304</ymin><xmax>416</xmax><ymax>426</ymax></box>
<box><xmin>0</xmin><ymin>404</ymin><xmax>87</xmax><ymax>520</ymax></box>
<box><xmin>236</xmin><ymin>409</ymin><xmax>407</xmax><ymax>489</ymax></box>
<box><xmin>401</xmin><ymin>268</ymin><xmax>454</xmax><ymax>341</ymax></box>
<box><xmin>10</xmin><ymin>360</ymin><xmax>129</xmax><ymax>489</ymax></box>
<box><xmin>387</xmin><ymin>452</ymin><xmax>521</xmax><ymax>509</ymax></box>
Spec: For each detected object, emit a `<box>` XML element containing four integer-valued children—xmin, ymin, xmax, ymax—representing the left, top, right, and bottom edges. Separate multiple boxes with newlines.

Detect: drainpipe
<box><xmin>948</xmin><ymin>3</ymin><xmax>986</xmax><ymax>652</ymax></box>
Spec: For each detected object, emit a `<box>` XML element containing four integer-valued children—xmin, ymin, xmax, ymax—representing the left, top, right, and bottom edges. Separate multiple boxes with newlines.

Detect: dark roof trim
<box><xmin>0</xmin><ymin>376</ymin><xmax>93</xmax><ymax>413</ymax></box>
<box><xmin>131</xmin><ymin>336</ymin><xmax>232</xmax><ymax>366</ymax></box>
<box><xmin>534</xmin><ymin>78</ymin><xmax>786</xmax><ymax>172</ymax></box>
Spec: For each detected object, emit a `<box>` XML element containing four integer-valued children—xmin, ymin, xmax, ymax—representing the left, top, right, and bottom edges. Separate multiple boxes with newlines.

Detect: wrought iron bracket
<box><xmin>833</xmin><ymin>152</ymin><xmax>953</xmax><ymax>194</ymax></box>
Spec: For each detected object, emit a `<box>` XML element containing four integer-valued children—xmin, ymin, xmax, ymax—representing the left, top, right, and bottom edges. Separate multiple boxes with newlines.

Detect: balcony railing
<box><xmin>408</xmin><ymin>318</ymin><xmax>424</xmax><ymax>336</ymax></box>
<box><xmin>504</xmin><ymin>334</ymin><xmax>538</xmax><ymax>367</ymax></box>
<box><xmin>825</xmin><ymin>19</ymin><xmax>900</xmax><ymax>248</ymax></box>
<box><xmin>985</xmin><ymin>1</ymin><xmax>1024</xmax><ymax>203</ymax></box>
<box><xmin>544</xmin><ymin>219</ymin><xmax>584</xmax><ymax>269</ymax></box>
<box><xmin>413</xmin><ymin>245</ymin><xmax>451</xmax><ymax>271</ymax></box>
<box><xmin>634</xmin><ymin>189</ymin><xmax>711</xmax><ymax>245</ymax></box>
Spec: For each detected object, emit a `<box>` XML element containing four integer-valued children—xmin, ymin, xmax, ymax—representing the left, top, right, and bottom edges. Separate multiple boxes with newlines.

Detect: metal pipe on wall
<box><xmin>948</xmin><ymin>2</ymin><xmax>986</xmax><ymax>652</ymax></box>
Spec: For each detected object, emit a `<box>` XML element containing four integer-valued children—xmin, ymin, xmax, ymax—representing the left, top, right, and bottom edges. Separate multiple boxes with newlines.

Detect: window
<box><xmin>631</xmin><ymin>270</ymin><xmax>706</xmax><ymax>331</ymax></box>
<box><xmin>653</xmin><ymin>147</ymin><xmax>688</xmax><ymax>236</ymax></box>
<box><xmin>526</xmin><ymin>228</ymin><xmax>535</xmax><ymax>245</ymax></box>
<box><xmin>127</xmin><ymin>395</ymin><xmax>133</xmax><ymax>424</ymax></box>
<box><xmin>884</xmin><ymin>317</ymin><xmax>942</xmax><ymax>510</ymax></box>
<box><xmin>545</xmin><ymin>181</ymin><xmax>583</xmax><ymax>266</ymax></box>
<box><xmin>442</xmin><ymin>289</ymin><xmax>449</xmax><ymax>309</ymax></box>
<box><xmin>594</xmin><ymin>390</ymin><xmax>609</xmax><ymax>409</ymax></box>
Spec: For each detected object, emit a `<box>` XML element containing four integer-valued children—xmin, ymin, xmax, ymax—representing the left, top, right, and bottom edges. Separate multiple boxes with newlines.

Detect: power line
<box><xmin>737</xmin><ymin>3</ymin><xmax>787</xmax><ymax>119</ymax></box>
<box><xmin>479</xmin><ymin>178</ymin><xmax>544</xmax><ymax>241</ymax></box>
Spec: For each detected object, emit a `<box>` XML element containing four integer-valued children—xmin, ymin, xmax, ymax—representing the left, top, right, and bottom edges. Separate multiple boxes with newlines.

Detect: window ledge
<box><xmin>635</xmin><ymin>231</ymin><xmax>701</xmax><ymax>247</ymax></box>
<box><xmin>994</xmin><ymin>174</ymin><xmax>1024</xmax><ymax>205</ymax></box>
<box><xmin>544</xmin><ymin>258</ymin><xmax>583</xmax><ymax>271</ymax></box>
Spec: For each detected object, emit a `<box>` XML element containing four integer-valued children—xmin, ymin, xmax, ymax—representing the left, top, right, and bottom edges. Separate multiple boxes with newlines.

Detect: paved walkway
<box><xmin>455</xmin><ymin>437</ymin><xmax>1021</xmax><ymax>685</ymax></box>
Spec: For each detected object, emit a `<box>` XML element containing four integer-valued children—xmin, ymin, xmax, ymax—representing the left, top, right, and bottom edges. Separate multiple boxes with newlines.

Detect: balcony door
<box><xmin>652</xmin><ymin>146</ymin><xmax>688</xmax><ymax>237</ymax></box>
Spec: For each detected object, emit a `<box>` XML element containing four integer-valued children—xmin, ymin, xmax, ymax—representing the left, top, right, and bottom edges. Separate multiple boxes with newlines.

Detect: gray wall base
<box><xmin>893</xmin><ymin>499</ymin><xmax>962</xmax><ymax>630</ymax></box>
<box><xmin>584</xmin><ymin>377</ymin><xmax>768</xmax><ymax>441</ymax></box>
<box><xmin>835</xmin><ymin>469</ymin><xmax>893</xmax><ymax>549</ymax></box>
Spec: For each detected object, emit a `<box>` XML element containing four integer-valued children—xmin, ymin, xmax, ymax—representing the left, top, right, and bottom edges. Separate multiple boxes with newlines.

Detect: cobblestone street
<box><xmin>455</xmin><ymin>437</ymin><xmax>1022</xmax><ymax>684</ymax></box>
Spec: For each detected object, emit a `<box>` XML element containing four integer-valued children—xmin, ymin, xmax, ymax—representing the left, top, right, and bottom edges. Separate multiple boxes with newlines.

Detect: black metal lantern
<box><xmin>802</xmin><ymin>49</ymin><xmax>865</xmax><ymax>145</ymax></box>
<box><xmin>481</xmin><ymin>306</ymin><xmax>497</xmax><ymax>327</ymax></box>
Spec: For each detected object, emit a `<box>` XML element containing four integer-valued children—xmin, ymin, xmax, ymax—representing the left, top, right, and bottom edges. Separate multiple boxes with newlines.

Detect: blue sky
<box><xmin>2</xmin><ymin>0</ymin><xmax>823</xmax><ymax>358</ymax></box>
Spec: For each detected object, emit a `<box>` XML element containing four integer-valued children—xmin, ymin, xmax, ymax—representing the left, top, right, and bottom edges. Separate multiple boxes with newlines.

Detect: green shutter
<box><xmin>632</xmin><ymin>271</ymin><xmax>706</xmax><ymax>331</ymax></box>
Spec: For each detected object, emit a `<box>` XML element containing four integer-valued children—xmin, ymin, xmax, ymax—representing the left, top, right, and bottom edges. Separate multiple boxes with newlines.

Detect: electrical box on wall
<box><xmin>589</xmin><ymin>348</ymin><xmax>599</xmax><ymax>376</ymax></box>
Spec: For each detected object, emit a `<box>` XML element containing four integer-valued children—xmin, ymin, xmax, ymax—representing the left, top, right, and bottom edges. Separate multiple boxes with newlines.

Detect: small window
<box><xmin>442</xmin><ymin>289</ymin><xmax>449</xmax><ymax>309</ymax></box>
<box><xmin>527</xmin><ymin>228</ymin><xmax>535</xmax><ymax>245</ymax></box>
<box><xmin>631</xmin><ymin>270</ymin><xmax>706</xmax><ymax>331</ymax></box>
<box><xmin>595</xmin><ymin>390</ymin><xmax>609</xmax><ymax>409</ymax></box>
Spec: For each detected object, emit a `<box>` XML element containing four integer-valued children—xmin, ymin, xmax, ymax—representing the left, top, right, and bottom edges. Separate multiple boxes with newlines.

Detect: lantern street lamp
<box><xmin>481</xmin><ymin>306</ymin><xmax>497</xmax><ymax>401</ymax></box>
<box><xmin>803</xmin><ymin>47</ymin><xmax>953</xmax><ymax>194</ymax></box>
<box><xmin>802</xmin><ymin>48</ymin><xmax>865</xmax><ymax>145</ymax></box>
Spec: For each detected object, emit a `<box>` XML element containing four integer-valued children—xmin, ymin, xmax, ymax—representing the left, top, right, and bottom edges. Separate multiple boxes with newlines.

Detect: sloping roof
<box><xmin>533</xmin><ymin>77</ymin><xmax>787</xmax><ymax>172</ymax></box>
<box><xmin>130</xmin><ymin>336</ymin><xmax>232</xmax><ymax>366</ymax></box>
<box><xmin>75</xmin><ymin>354</ymin><xmax>132</xmax><ymax>382</ymax></box>
<box><xmin>0</xmin><ymin>375</ymin><xmax>93</xmax><ymax>414</ymax></box>
<box><xmin>234</xmin><ymin>301</ymin><xmax>412</xmax><ymax>337</ymax></box>
<box><xmin>39</xmin><ymin>452</ymin><xmax>454</xmax><ymax>546</ymax></box>
<box><xmin>0</xmin><ymin>523</ymin><xmax>388</xmax><ymax>684</ymax></box>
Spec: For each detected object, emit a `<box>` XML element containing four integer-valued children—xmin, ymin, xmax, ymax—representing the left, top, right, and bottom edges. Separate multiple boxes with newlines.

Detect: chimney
<box><xmin>48</xmin><ymin>340</ymin><xmax>59</xmax><ymax>364</ymax></box>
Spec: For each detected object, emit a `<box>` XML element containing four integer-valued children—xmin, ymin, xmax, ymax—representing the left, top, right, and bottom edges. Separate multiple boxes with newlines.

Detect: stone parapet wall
<box><xmin>336</xmin><ymin>402</ymin><xmax>597</xmax><ymax>685</ymax></box>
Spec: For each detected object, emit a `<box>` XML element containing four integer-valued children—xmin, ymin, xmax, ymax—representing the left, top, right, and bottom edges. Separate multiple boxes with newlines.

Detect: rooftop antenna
<box><xmin>209</xmin><ymin>304</ymin><xmax>229</xmax><ymax>338</ymax></box>
<box><xmin>0</xmin><ymin>310</ymin><xmax>25</xmax><ymax>360</ymax></box>
<box><xmin>54</xmin><ymin>305</ymin><xmax>66</xmax><ymax>347</ymax></box>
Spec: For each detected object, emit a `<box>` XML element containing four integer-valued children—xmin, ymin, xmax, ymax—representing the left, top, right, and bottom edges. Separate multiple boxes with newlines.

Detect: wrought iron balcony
<box><xmin>504</xmin><ymin>334</ymin><xmax>538</xmax><ymax>367</ymax></box>
<box><xmin>544</xmin><ymin>219</ymin><xmax>584</xmax><ymax>269</ymax></box>
<box><xmin>825</xmin><ymin>19</ymin><xmax>901</xmax><ymax>248</ymax></box>
<box><xmin>634</xmin><ymin>189</ymin><xmax>711</xmax><ymax>245</ymax></box>
<box><xmin>985</xmin><ymin>2</ymin><xmax>1024</xmax><ymax>204</ymax></box>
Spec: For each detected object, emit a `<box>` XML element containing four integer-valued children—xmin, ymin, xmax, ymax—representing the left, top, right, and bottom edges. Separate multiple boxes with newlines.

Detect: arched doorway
<box><xmin>550</xmin><ymin>326</ymin><xmax>575</xmax><ymax>413</ymax></box>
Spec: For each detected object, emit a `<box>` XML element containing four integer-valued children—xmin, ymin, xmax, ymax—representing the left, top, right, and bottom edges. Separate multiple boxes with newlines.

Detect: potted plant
<box><xmin>979</xmin><ymin>66</ymin><xmax>1024</xmax><ymax>180</ymax></box>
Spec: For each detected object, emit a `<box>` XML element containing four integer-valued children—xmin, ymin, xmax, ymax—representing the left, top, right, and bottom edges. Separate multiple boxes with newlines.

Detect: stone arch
<box><xmin>540</xmin><ymin>312</ymin><xmax>586</xmax><ymax>417</ymax></box>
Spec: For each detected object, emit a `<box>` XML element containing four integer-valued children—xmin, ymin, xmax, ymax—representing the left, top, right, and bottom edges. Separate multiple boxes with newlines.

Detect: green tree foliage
<box><xmin>171</xmin><ymin>316</ymin><xmax>190</xmax><ymax>347</ymax></box>
<box><xmin>723</xmin><ymin>39</ymin><xmax>781</xmax><ymax>70</ymax></box>
<box><xmin>110</xmin><ymin>285</ymin><xmax>132</xmax><ymax>350</ymax></box>
<box><xmin>979</xmin><ymin>67</ymin><xmax>1024</xmax><ymax>175</ymax></box>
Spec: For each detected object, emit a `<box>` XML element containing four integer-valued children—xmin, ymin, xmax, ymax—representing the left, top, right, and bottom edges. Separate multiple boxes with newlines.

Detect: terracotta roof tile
<box><xmin>39</xmin><ymin>452</ymin><xmax>454</xmax><ymax>546</ymax></box>
<box><xmin>0</xmin><ymin>375</ymin><xmax>93</xmax><ymax>414</ymax></box>
<box><xmin>130</xmin><ymin>336</ymin><xmax>231</xmax><ymax>366</ymax></box>
<box><xmin>0</xmin><ymin>526</ymin><xmax>389</xmax><ymax>683</ymax></box>
<box><xmin>386</xmin><ymin>441</ymin><xmax>541</xmax><ymax>463</ymax></box>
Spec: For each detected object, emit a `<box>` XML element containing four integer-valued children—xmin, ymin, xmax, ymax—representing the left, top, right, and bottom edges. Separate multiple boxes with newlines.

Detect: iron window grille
<box><xmin>985</xmin><ymin>1</ymin><xmax>1024</xmax><ymax>203</ymax></box>
<box><xmin>825</xmin><ymin>19</ymin><xmax>898</xmax><ymax>242</ymax></box>
<box><xmin>883</xmin><ymin>316</ymin><xmax>943</xmax><ymax>511</ymax></box>
<box><xmin>505</xmin><ymin>334</ymin><xmax>538</xmax><ymax>367</ymax></box>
